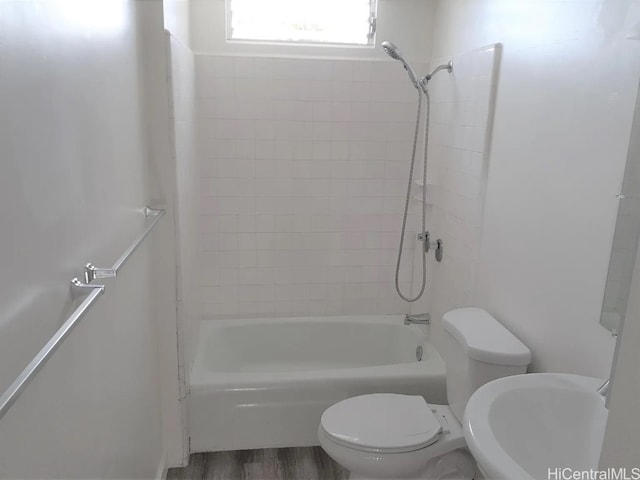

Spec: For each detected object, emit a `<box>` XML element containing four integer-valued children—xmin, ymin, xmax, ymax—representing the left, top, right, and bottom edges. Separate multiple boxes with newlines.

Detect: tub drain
<box><xmin>416</xmin><ymin>345</ymin><xmax>423</xmax><ymax>361</ymax></box>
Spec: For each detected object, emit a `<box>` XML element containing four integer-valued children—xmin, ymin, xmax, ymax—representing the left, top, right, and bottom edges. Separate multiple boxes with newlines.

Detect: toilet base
<box><xmin>347</xmin><ymin>449</ymin><xmax>475</xmax><ymax>480</ymax></box>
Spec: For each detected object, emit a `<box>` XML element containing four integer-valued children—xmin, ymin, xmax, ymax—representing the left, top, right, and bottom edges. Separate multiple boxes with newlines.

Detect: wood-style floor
<box><xmin>166</xmin><ymin>447</ymin><xmax>349</xmax><ymax>480</ymax></box>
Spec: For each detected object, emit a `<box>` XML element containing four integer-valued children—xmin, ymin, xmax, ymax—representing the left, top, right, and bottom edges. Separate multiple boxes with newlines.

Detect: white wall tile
<box><xmin>410</xmin><ymin>45</ymin><xmax>500</xmax><ymax>331</ymax></box>
<box><xmin>195</xmin><ymin>54</ymin><xmax>422</xmax><ymax>318</ymax></box>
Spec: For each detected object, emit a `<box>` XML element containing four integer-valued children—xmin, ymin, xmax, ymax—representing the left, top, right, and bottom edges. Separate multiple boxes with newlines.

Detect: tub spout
<box><xmin>404</xmin><ymin>313</ymin><xmax>431</xmax><ymax>325</ymax></box>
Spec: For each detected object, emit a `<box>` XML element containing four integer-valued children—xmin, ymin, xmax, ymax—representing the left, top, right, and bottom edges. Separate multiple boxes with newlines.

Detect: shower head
<box><xmin>381</xmin><ymin>40</ymin><xmax>404</xmax><ymax>61</ymax></box>
<box><xmin>381</xmin><ymin>40</ymin><xmax>419</xmax><ymax>90</ymax></box>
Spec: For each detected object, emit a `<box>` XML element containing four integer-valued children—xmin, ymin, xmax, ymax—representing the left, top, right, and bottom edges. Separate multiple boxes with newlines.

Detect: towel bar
<box><xmin>0</xmin><ymin>206</ymin><xmax>165</xmax><ymax>421</ymax></box>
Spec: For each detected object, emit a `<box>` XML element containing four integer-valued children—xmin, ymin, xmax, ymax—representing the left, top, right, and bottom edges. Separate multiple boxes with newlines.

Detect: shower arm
<box><xmin>414</xmin><ymin>62</ymin><xmax>453</xmax><ymax>93</ymax></box>
<box><xmin>423</xmin><ymin>61</ymin><xmax>454</xmax><ymax>83</ymax></box>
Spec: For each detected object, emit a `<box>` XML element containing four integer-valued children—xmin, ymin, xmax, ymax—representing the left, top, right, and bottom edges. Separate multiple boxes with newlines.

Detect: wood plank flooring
<box><xmin>166</xmin><ymin>447</ymin><xmax>349</xmax><ymax>480</ymax></box>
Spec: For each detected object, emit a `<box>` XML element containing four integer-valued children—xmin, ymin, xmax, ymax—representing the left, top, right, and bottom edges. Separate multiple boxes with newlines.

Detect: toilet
<box><xmin>317</xmin><ymin>308</ymin><xmax>531</xmax><ymax>479</ymax></box>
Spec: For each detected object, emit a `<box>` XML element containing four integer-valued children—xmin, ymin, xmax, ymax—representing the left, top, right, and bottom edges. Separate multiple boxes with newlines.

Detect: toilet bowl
<box><xmin>318</xmin><ymin>394</ymin><xmax>475</xmax><ymax>479</ymax></box>
<box><xmin>317</xmin><ymin>308</ymin><xmax>531</xmax><ymax>480</ymax></box>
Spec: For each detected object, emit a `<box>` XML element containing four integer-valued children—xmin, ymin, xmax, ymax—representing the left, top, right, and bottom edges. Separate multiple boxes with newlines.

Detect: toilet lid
<box><xmin>320</xmin><ymin>394</ymin><xmax>442</xmax><ymax>453</ymax></box>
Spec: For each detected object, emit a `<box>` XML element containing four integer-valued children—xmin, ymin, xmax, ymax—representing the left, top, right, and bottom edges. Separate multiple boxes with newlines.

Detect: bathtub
<box><xmin>189</xmin><ymin>315</ymin><xmax>446</xmax><ymax>452</ymax></box>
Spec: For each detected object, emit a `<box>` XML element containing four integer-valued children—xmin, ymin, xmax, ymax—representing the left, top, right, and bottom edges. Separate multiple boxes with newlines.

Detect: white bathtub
<box><xmin>189</xmin><ymin>315</ymin><xmax>446</xmax><ymax>452</ymax></box>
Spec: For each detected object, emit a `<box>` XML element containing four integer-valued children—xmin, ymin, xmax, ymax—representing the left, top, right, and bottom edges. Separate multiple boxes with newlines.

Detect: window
<box><xmin>227</xmin><ymin>0</ymin><xmax>377</xmax><ymax>46</ymax></box>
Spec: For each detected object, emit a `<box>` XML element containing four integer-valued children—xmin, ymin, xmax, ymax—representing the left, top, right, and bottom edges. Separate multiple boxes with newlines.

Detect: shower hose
<box><xmin>395</xmin><ymin>88</ymin><xmax>430</xmax><ymax>302</ymax></box>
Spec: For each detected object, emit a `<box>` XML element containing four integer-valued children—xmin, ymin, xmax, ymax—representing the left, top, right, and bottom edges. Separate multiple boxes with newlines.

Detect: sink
<box><xmin>463</xmin><ymin>373</ymin><xmax>608</xmax><ymax>480</ymax></box>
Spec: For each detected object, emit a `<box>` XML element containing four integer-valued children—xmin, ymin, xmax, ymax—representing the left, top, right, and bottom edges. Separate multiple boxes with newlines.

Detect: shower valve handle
<box><xmin>417</xmin><ymin>232</ymin><xmax>444</xmax><ymax>262</ymax></box>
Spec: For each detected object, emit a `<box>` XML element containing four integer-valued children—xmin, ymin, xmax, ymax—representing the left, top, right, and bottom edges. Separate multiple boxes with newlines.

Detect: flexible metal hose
<box><xmin>395</xmin><ymin>88</ymin><xmax>430</xmax><ymax>302</ymax></box>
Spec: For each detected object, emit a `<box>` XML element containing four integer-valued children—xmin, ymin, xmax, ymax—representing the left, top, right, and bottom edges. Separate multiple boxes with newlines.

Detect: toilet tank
<box><xmin>441</xmin><ymin>308</ymin><xmax>531</xmax><ymax>423</ymax></box>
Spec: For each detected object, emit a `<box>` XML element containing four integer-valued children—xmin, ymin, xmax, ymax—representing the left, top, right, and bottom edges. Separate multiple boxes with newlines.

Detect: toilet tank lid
<box><xmin>442</xmin><ymin>308</ymin><xmax>531</xmax><ymax>366</ymax></box>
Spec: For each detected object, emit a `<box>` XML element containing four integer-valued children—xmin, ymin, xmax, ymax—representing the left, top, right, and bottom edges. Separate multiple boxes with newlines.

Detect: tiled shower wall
<box><xmin>195</xmin><ymin>55</ymin><xmax>429</xmax><ymax>319</ymax></box>
<box><xmin>414</xmin><ymin>45</ymin><xmax>500</xmax><ymax>331</ymax></box>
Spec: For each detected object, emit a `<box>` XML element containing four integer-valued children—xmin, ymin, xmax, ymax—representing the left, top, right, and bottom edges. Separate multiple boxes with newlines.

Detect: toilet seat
<box><xmin>320</xmin><ymin>394</ymin><xmax>443</xmax><ymax>454</ymax></box>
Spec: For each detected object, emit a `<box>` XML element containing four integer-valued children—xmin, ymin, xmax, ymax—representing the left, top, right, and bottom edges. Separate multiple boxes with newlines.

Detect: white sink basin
<box><xmin>464</xmin><ymin>373</ymin><xmax>608</xmax><ymax>480</ymax></box>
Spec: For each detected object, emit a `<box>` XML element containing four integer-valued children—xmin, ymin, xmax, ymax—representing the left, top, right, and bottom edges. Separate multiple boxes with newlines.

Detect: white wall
<box><xmin>601</xmin><ymin>92</ymin><xmax>640</xmax><ymax>333</ymax></box>
<box><xmin>189</xmin><ymin>0</ymin><xmax>436</xmax><ymax>61</ymax></box>
<box><xmin>599</xmin><ymin>78</ymin><xmax>640</xmax><ymax>471</ymax></box>
<box><xmin>600</xmin><ymin>197</ymin><xmax>640</xmax><ymax>472</ymax></box>
<box><xmin>164</xmin><ymin>0</ymin><xmax>191</xmax><ymax>47</ymax></box>
<box><xmin>430</xmin><ymin>0</ymin><xmax>640</xmax><ymax>376</ymax></box>
<box><xmin>0</xmin><ymin>1</ymin><xmax>179</xmax><ymax>477</ymax></box>
<box><xmin>195</xmin><ymin>54</ymin><xmax>428</xmax><ymax>320</ymax></box>
<box><xmin>600</xmin><ymin>215</ymin><xmax>640</xmax><ymax>470</ymax></box>
<box><xmin>164</xmin><ymin>0</ymin><xmax>196</xmax><ymax>467</ymax></box>
<box><xmin>167</xmin><ymin>32</ymin><xmax>200</xmax><ymax>452</ymax></box>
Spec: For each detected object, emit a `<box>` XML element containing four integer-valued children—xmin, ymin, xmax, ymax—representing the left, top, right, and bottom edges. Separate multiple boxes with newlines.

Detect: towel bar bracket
<box><xmin>145</xmin><ymin>206</ymin><xmax>163</xmax><ymax>217</ymax></box>
<box><xmin>70</xmin><ymin>277</ymin><xmax>106</xmax><ymax>298</ymax></box>
<box><xmin>84</xmin><ymin>263</ymin><xmax>117</xmax><ymax>283</ymax></box>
